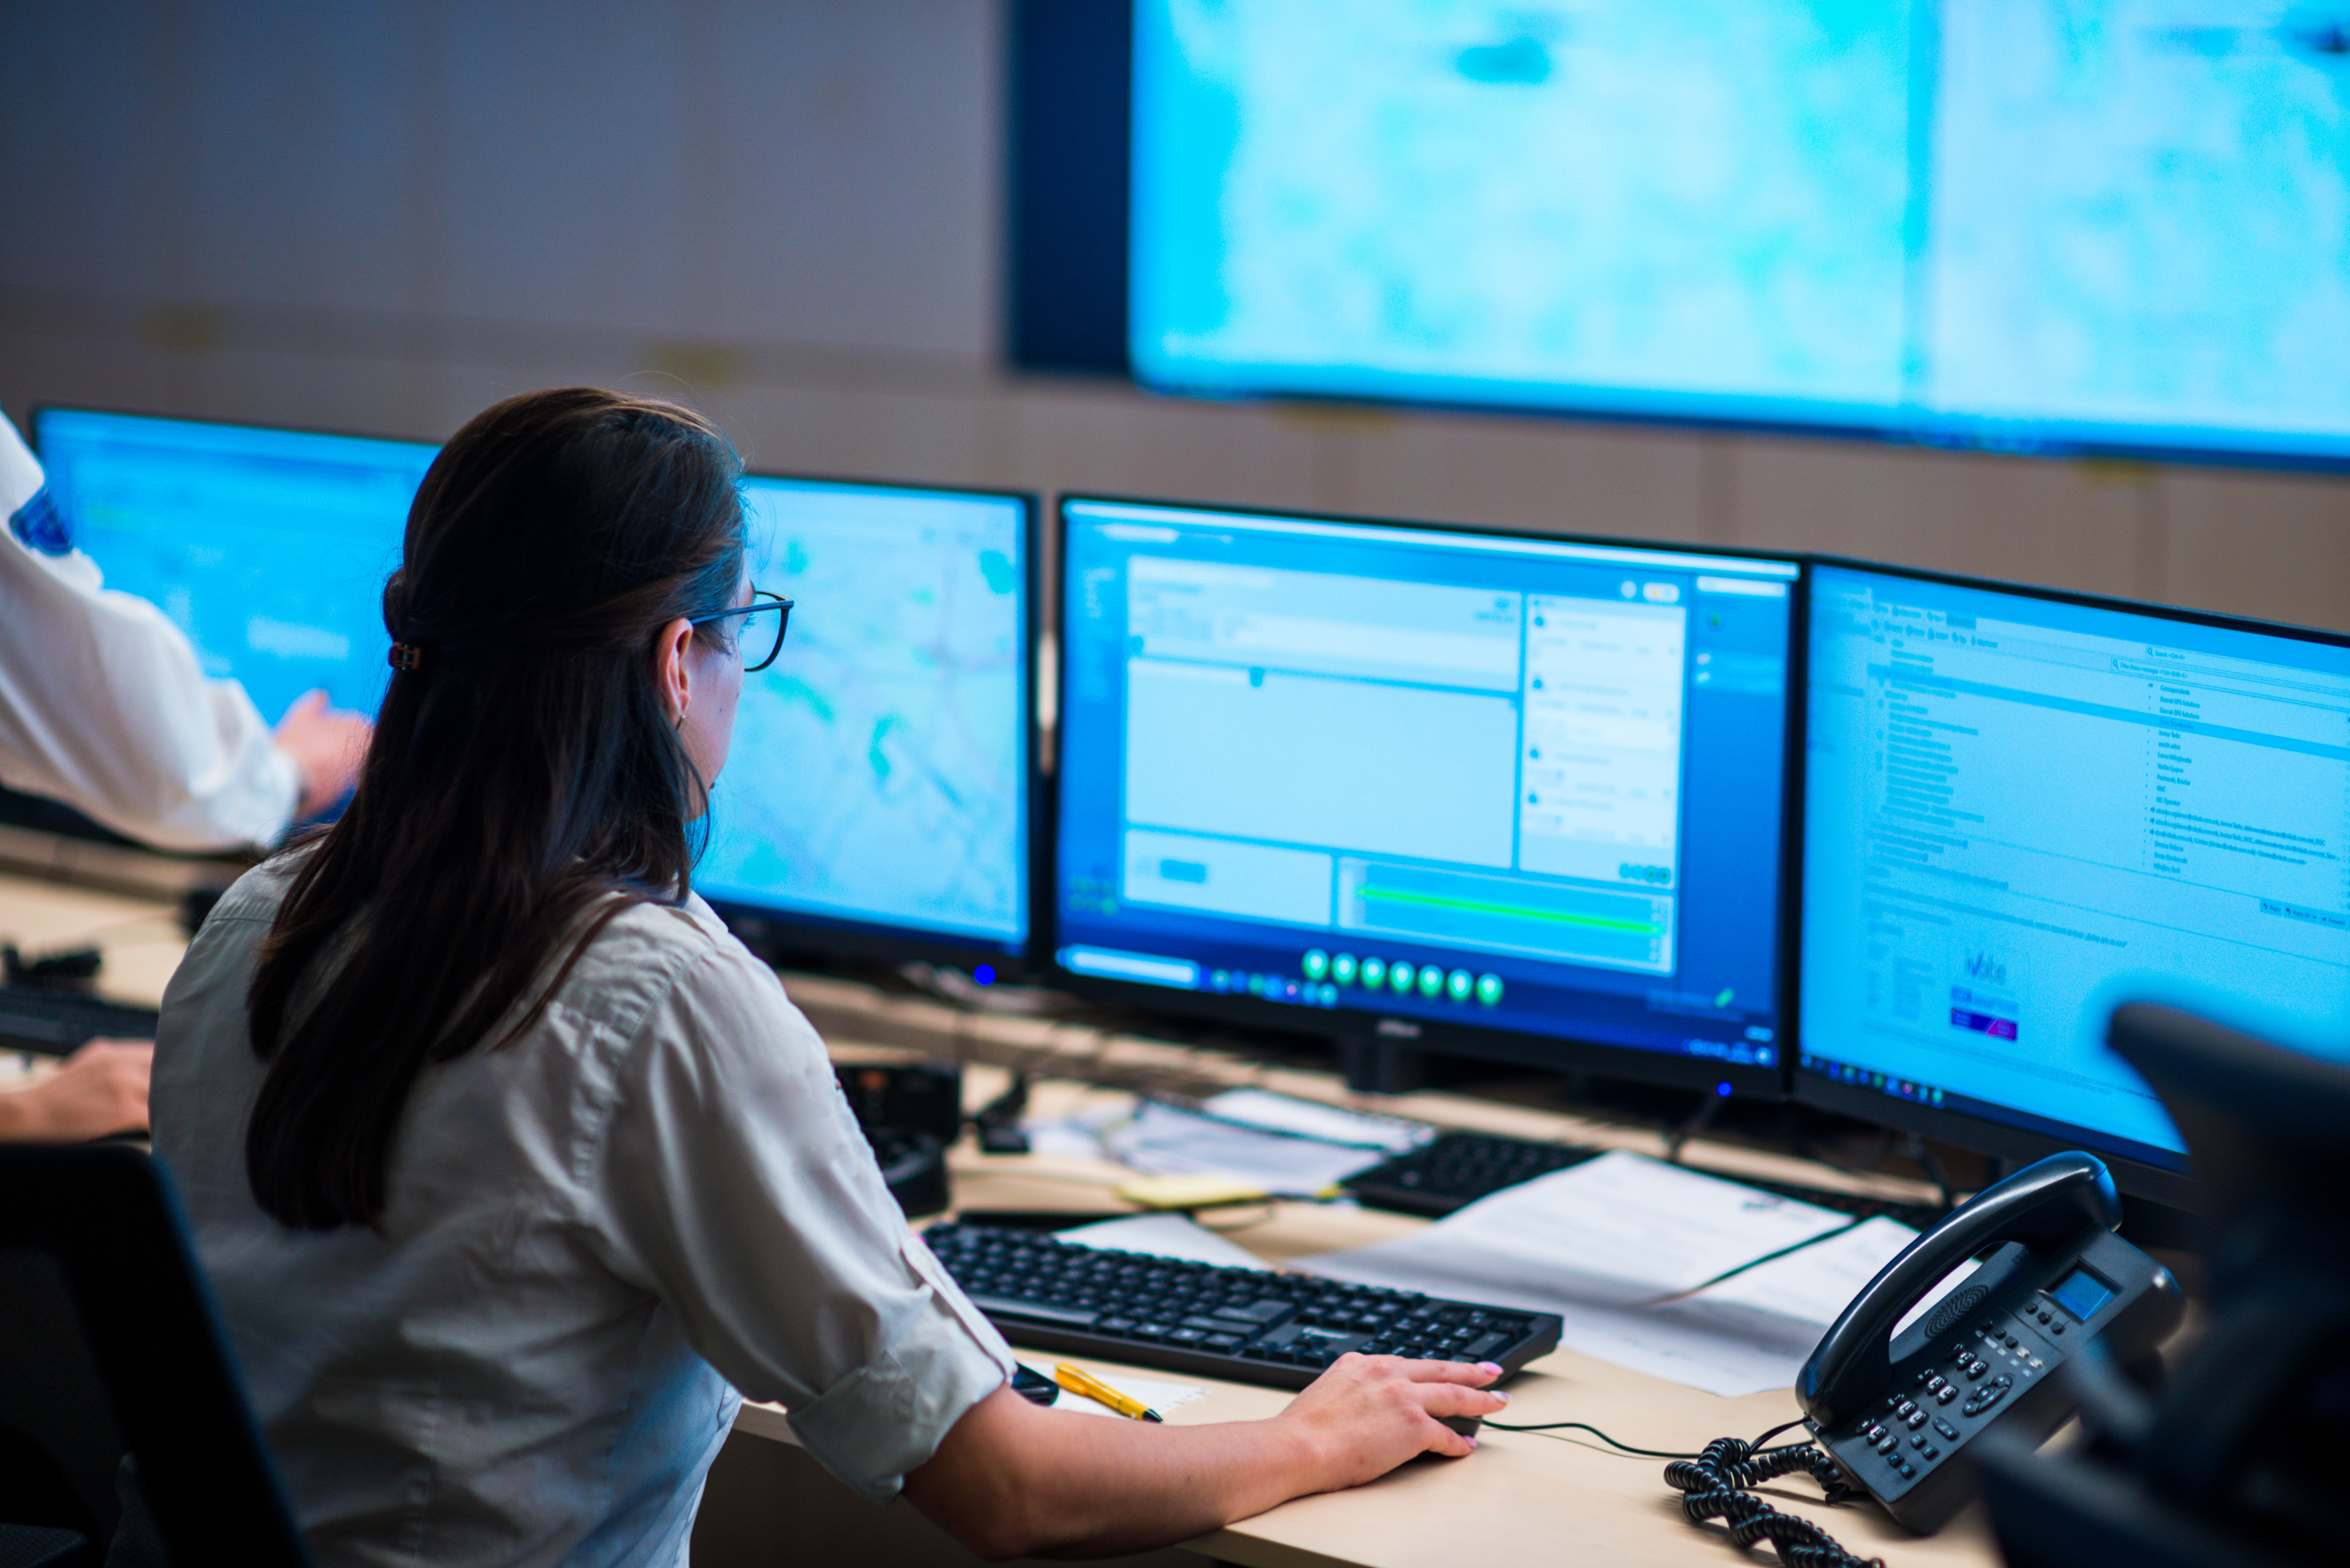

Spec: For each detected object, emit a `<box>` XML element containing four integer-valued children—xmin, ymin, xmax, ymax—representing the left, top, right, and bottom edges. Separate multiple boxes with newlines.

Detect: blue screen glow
<box><xmin>1132</xmin><ymin>2</ymin><xmax>2350</xmax><ymax>463</ymax></box>
<box><xmin>1057</xmin><ymin>499</ymin><xmax>1798</xmax><ymax>1069</ymax></box>
<box><xmin>696</xmin><ymin>477</ymin><xmax>1031</xmax><ymax>952</ymax></box>
<box><xmin>2049</xmin><ymin>1266</ymin><xmax>2118</xmax><ymax>1321</ymax></box>
<box><xmin>34</xmin><ymin>409</ymin><xmax>435</xmax><ymax>725</ymax></box>
<box><xmin>1802</xmin><ymin>565</ymin><xmax>2350</xmax><ymax>1166</ymax></box>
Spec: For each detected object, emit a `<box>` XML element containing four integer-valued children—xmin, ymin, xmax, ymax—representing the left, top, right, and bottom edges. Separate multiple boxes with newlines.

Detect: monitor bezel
<box><xmin>1050</xmin><ymin>490</ymin><xmax>1805</xmax><ymax>1098</ymax></box>
<box><xmin>700</xmin><ymin>468</ymin><xmax>1048</xmax><ymax>975</ymax></box>
<box><xmin>1791</xmin><ymin>555</ymin><xmax>2350</xmax><ymax>1209</ymax></box>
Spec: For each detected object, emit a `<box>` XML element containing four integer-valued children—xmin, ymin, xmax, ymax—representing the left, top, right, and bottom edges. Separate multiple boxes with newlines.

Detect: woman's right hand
<box><xmin>906</xmin><ymin>1351</ymin><xmax>1513</xmax><ymax>1558</ymax></box>
<box><xmin>1274</xmin><ymin>1353</ymin><xmax>1510</xmax><ymax>1490</ymax></box>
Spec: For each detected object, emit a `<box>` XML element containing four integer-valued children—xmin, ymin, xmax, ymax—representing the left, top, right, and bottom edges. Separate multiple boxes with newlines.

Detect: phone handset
<box><xmin>1788</xmin><ymin>1151</ymin><xmax>2182</xmax><ymax>1533</ymax></box>
<box><xmin>1798</xmin><ymin>1151</ymin><xmax>2119</xmax><ymax>1431</ymax></box>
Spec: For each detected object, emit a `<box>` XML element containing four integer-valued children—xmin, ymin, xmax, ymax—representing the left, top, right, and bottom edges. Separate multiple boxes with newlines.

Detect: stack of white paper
<box><xmin>1192</xmin><ymin>1088</ymin><xmax>1430</xmax><ymax>1152</ymax></box>
<box><xmin>1027</xmin><ymin>1098</ymin><xmax>1391</xmax><ymax>1196</ymax></box>
<box><xmin>1298</xmin><ymin>1150</ymin><xmax>1923</xmax><ymax>1396</ymax></box>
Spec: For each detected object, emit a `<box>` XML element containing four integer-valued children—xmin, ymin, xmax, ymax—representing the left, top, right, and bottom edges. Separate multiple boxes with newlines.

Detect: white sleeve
<box><xmin>0</xmin><ymin>412</ymin><xmax>299</xmax><ymax>850</ymax></box>
<box><xmin>595</xmin><ymin>938</ymin><xmax>1016</xmax><ymax>1505</ymax></box>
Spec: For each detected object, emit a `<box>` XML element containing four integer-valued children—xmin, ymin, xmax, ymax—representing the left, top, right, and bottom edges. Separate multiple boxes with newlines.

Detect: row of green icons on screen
<box><xmin>1302</xmin><ymin>949</ymin><xmax>1502</xmax><ymax>1006</ymax></box>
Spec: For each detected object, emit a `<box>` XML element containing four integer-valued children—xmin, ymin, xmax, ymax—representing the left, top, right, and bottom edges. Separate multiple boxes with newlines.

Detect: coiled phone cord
<box><xmin>1486</xmin><ymin>1416</ymin><xmax>1880</xmax><ymax>1568</ymax></box>
<box><xmin>1664</xmin><ymin>1434</ymin><xmax>1881</xmax><ymax>1568</ymax></box>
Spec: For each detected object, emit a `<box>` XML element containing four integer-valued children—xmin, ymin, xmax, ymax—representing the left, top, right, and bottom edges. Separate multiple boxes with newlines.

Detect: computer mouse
<box><xmin>1437</xmin><ymin>1412</ymin><xmax>1483</xmax><ymax>1439</ymax></box>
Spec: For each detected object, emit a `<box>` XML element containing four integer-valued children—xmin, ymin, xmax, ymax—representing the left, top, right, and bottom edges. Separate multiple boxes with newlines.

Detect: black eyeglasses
<box><xmin>691</xmin><ymin>589</ymin><xmax>793</xmax><ymax>673</ymax></box>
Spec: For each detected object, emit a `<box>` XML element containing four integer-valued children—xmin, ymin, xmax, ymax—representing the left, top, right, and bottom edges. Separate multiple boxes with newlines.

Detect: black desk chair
<box><xmin>0</xmin><ymin>1144</ymin><xmax>311</xmax><ymax>1568</ymax></box>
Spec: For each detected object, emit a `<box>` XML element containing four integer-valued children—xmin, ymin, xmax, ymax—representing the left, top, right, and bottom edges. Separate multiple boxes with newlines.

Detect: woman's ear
<box><xmin>652</xmin><ymin>616</ymin><xmax>696</xmax><ymax>724</ymax></box>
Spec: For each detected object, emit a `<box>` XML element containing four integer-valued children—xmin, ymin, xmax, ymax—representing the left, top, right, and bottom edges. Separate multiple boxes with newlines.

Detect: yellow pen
<box><xmin>1053</xmin><ymin>1361</ymin><xmax>1164</xmax><ymax>1422</ymax></box>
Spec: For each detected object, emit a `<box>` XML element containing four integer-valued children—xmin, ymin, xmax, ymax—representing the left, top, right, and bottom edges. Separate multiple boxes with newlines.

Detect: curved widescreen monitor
<box><xmin>1131</xmin><ymin>2</ymin><xmax>2350</xmax><ymax>466</ymax></box>
<box><xmin>1055</xmin><ymin>496</ymin><xmax>1800</xmax><ymax>1093</ymax></box>
<box><xmin>1800</xmin><ymin>562</ymin><xmax>2350</xmax><ymax>1204</ymax></box>
<box><xmin>696</xmin><ymin>475</ymin><xmax>1037</xmax><ymax>963</ymax></box>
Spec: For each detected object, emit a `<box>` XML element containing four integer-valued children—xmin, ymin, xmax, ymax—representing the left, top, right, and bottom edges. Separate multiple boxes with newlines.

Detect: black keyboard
<box><xmin>0</xmin><ymin>987</ymin><xmax>160</xmax><ymax>1055</ymax></box>
<box><xmin>1342</xmin><ymin>1130</ymin><xmax>1950</xmax><ymax>1232</ymax></box>
<box><xmin>924</xmin><ymin>1222</ymin><xmax>1563</xmax><ymax>1391</ymax></box>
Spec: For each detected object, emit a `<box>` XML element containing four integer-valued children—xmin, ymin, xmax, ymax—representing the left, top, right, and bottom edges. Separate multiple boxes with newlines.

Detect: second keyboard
<box><xmin>1341</xmin><ymin>1129</ymin><xmax>1951</xmax><ymax>1231</ymax></box>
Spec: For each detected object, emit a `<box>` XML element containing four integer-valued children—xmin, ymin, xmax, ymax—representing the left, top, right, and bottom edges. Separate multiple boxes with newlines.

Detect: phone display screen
<box><xmin>2049</xmin><ymin>1266</ymin><xmax>2117</xmax><ymax>1323</ymax></box>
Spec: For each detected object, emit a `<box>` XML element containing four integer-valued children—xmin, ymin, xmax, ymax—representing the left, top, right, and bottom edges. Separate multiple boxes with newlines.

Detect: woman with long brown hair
<box><xmin>151</xmin><ymin>387</ymin><xmax>1504</xmax><ymax>1566</ymax></box>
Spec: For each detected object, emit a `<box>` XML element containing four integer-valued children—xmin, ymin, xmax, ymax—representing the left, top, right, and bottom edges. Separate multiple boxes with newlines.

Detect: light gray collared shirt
<box><xmin>153</xmin><ymin>854</ymin><xmax>1013</xmax><ymax>1568</ymax></box>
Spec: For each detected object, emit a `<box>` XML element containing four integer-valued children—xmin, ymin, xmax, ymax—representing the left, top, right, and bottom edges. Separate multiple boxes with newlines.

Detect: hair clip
<box><xmin>388</xmin><ymin>643</ymin><xmax>425</xmax><ymax>671</ymax></box>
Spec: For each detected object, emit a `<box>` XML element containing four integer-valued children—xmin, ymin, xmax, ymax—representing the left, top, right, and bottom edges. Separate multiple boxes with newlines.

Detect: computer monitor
<box><xmin>1799</xmin><ymin>563</ymin><xmax>2350</xmax><ymax>1205</ymax></box>
<box><xmin>32</xmin><ymin>407</ymin><xmax>437</xmax><ymax>727</ymax></box>
<box><xmin>695</xmin><ymin>475</ymin><xmax>1038</xmax><ymax>965</ymax></box>
<box><xmin>1054</xmin><ymin>496</ymin><xmax>1801</xmax><ymax>1093</ymax></box>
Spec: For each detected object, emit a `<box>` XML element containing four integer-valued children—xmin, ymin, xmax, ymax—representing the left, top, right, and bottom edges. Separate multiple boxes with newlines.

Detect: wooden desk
<box><xmin>692</xmin><ymin>1067</ymin><xmax>2003</xmax><ymax>1568</ymax></box>
<box><xmin>0</xmin><ymin>876</ymin><xmax>185</xmax><ymax>1010</ymax></box>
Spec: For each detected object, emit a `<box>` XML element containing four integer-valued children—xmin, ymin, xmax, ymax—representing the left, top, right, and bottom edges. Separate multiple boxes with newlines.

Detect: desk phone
<box><xmin>1795</xmin><ymin>1151</ymin><xmax>2184</xmax><ymax>1532</ymax></box>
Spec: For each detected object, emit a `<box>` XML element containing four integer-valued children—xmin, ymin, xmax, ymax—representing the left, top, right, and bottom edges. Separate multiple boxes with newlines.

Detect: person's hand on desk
<box><xmin>0</xmin><ymin>1038</ymin><xmax>151</xmax><ymax>1142</ymax></box>
<box><xmin>901</xmin><ymin>1352</ymin><xmax>1507</xmax><ymax>1560</ymax></box>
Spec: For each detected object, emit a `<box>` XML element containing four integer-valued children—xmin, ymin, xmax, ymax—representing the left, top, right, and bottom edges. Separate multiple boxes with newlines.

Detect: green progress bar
<box><xmin>1356</xmin><ymin>886</ymin><xmax>1660</xmax><ymax>936</ymax></box>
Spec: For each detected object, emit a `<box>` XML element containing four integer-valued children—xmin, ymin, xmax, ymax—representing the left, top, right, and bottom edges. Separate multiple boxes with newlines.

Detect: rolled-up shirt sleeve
<box><xmin>593</xmin><ymin>936</ymin><xmax>1014</xmax><ymax>1503</ymax></box>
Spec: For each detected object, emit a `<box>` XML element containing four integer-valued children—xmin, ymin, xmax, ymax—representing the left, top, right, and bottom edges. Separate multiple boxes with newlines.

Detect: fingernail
<box><xmin>1478</xmin><ymin>1361</ymin><xmax>1505</xmax><ymax>1377</ymax></box>
<box><xmin>1467</xmin><ymin>1436</ymin><xmax>1479</xmax><ymax>1448</ymax></box>
<box><xmin>1491</xmin><ymin>1390</ymin><xmax>1510</xmax><ymax>1405</ymax></box>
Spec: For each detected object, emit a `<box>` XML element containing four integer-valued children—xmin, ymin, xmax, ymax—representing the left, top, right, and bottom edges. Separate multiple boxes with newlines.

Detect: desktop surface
<box><xmin>1801</xmin><ymin>563</ymin><xmax>2350</xmax><ymax>1194</ymax></box>
<box><xmin>1055</xmin><ymin>498</ymin><xmax>1799</xmax><ymax>1089</ymax></box>
<box><xmin>32</xmin><ymin>408</ymin><xmax>436</xmax><ymax>725</ymax></box>
<box><xmin>695</xmin><ymin>476</ymin><xmax>1034</xmax><ymax>959</ymax></box>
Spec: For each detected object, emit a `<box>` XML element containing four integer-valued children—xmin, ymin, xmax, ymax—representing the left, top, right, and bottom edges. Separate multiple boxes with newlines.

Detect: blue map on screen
<box><xmin>34</xmin><ymin>410</ymin><xmax>434</xmax><ymax>726</ymax></box>
<box><xmin>1133</xmin><ymin>1</ymin><xmax>2350</xmax><ymax>459</ymax></box>
<box><xmin>695</xmin><ymin>479</ymin><xmax>1030</xmax><ymax>951</ymax></box>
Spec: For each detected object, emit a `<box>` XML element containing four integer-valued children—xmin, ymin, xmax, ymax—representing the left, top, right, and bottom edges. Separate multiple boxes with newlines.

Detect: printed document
<box><xmin>1299</xmin><ymin>1150</ymin><xmax>1920</xmax><ymax>1396</ymax></box>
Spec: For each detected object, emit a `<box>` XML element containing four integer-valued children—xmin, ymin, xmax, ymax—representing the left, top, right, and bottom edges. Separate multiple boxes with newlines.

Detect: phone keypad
<box><xmin>1842</xmin><ymin>1303</ymin><xmax>2073</xmax><ymax>1494</ymax></box>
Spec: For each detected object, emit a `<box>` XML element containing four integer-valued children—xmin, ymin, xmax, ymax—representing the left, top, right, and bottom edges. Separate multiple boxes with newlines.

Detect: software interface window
<box><xmin>1059</xmin><ymin>501</ymin><xmax>1798</xmax><ymax>1068</ymax></box>
<box><xmin>34</xmin><ymin>410</ymin><xmax>436</xmax><ymax>724</ymax></box>
<box><xmin>1804</xmin><ymin>566</ymin><xmax>2350</xmax><ymax>1164</ymax></box>
<box><xmin>696</xmin><ymin>479</ymin><xmax>1029</xmax><ymax>951</ymax></box>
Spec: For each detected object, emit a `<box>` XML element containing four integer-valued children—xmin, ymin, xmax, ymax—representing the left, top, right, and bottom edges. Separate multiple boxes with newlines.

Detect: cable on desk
<box><xmin>1481</xmin><ymin>1420</ymin><xmax>1702</xmax><ymax>1458</ymax></box>
<box><xmin>1481</xmin><ymin>1415</ymin><xmax>1802</xmax><ymax>1460</ymax></box>
<box><xmin>1485</xmin><ymin>1418</ymin><xmax>1877</xmax><ymax>1567</ymax></box>
<box><xmin>1631</xmin><ymin>1219</ymin><xmax>1868</xmax><ymax>1308</ymax></box>
<box><xmin>1664</xmin><ymin>1434</ymin><xmax>1881</xmax><ymax>1568</ymax></box>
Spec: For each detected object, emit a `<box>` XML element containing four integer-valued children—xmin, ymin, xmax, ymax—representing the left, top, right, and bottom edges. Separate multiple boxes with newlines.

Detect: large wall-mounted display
<box><xmin>1130</xmin><ymin>1</ymin><xmax>2350</xmax><ymax>465</ymax></box>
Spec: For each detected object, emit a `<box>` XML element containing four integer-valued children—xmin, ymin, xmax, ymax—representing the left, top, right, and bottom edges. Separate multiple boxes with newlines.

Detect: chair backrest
<box><xmin>0</xmin><ymin>1144</ymin><xmax>312</xmax><ymax>1568</ymax></box>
